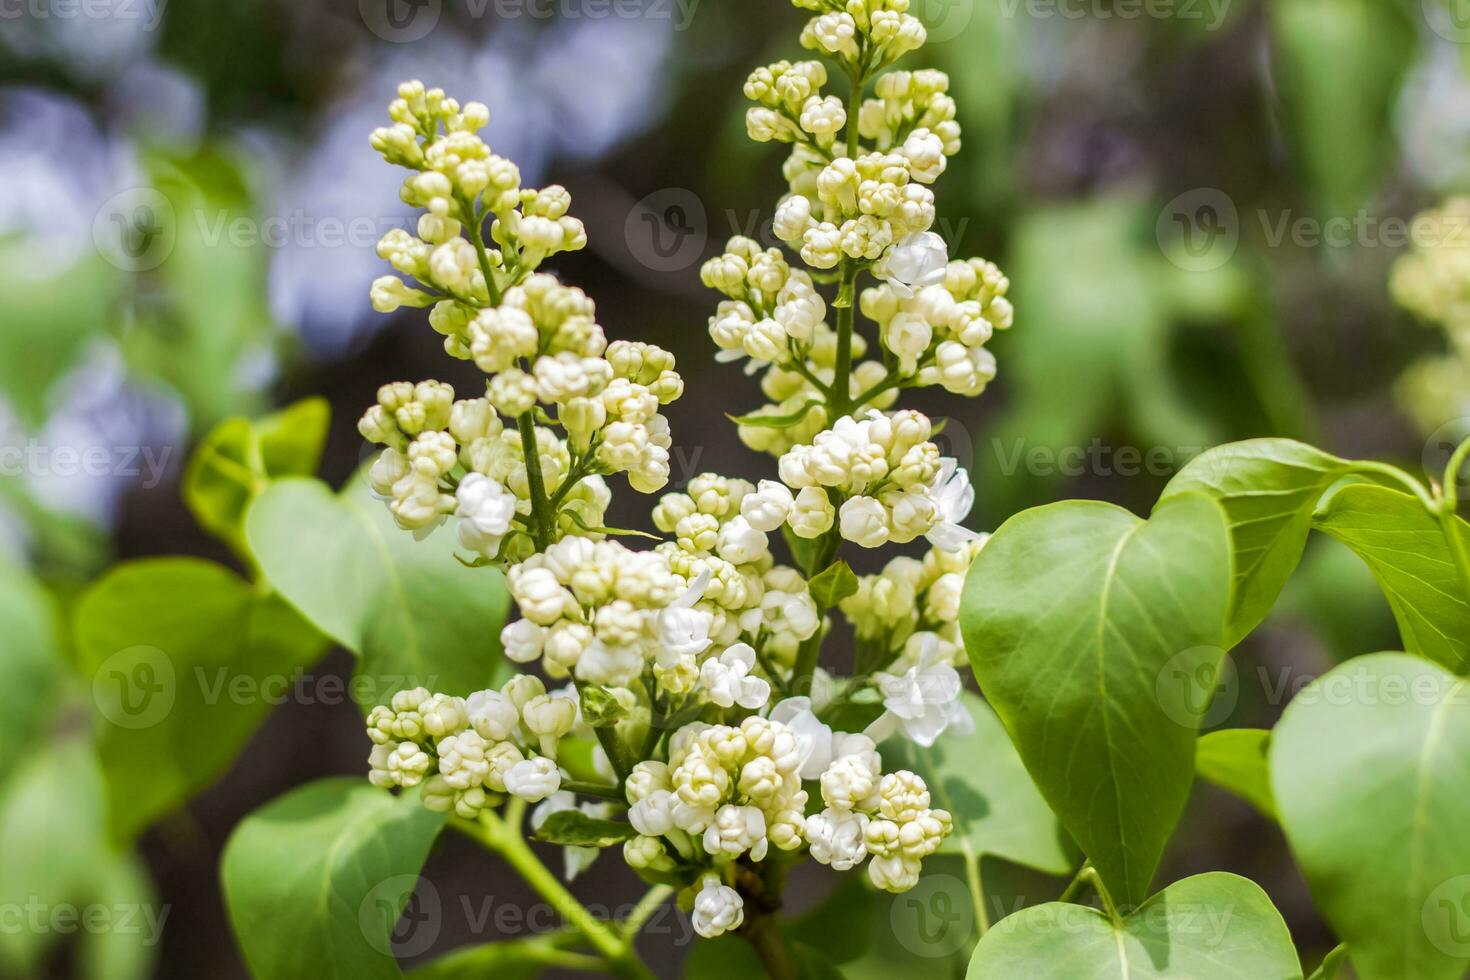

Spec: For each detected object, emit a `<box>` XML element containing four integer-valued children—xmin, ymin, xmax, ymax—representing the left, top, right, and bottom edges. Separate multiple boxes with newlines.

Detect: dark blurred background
<box><xmin>3</xmin><ymin>0</ymin><xmax>1469</xmax><ymax>975</ymax></box>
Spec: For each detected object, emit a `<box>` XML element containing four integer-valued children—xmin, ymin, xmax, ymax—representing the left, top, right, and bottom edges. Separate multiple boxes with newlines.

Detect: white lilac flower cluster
<box><xmin>737</xmin><ymin>409</ymin><xmax>981</xmax><ymax>551</ymax></box>
<box><xmin>860</xmin><ymin>256</ymin><xmax>1012</xmax><ymax>394</ymax></box>
<box><xmin>358</xmin><ymin>0</ymin><xmax>1001</xmax><ymax>949</ymax></box>
<box><xmin>359</xmin><ymin>82</ymin><xmax>685</xmax><ymax>552</ymax></box>
<box><xmin>652</xmin><ymin>474</ymin><xmax>822</xmax><ymax>680</ymax></box>
<box><xmin>366</xmin><ymin>679</ymin><xmax>576</xmax><ymax>817</ymax></box>
<box><xmin>704</xmin><ymin>235</ymin><xmax>899</xmax><ymax>456</ymax></box>
<box><xmin>1390</xmin><ymin>197</ymin><xmax>1470</xmax><ymax>435</ymax></box>
<box><xmin>623</xmin><ymin>712</ymin><xmax>951</xmax><ymax>937</ymax></box>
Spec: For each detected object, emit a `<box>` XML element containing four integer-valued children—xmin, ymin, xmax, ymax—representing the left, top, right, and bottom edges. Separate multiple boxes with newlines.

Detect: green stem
<box><xmin>829</xmin><ymin>261</ymin><xmax>858</xmax><ymax>418</ymax></box>
<box><xmin>622</xmin><ymin>885</ymin><xmax>674</xmax><ymax>940</ymax></box>
<box><xmin>573</xmin><ymin>678</ymin><xmax>635</xmax><ymax>780</ymax></box>
<box><xmin>516</xmin><ymin>411</ymin><xmax>555</xmax><ymax>550</ymax></box>
<box><xmin>851</xmin><ymin>369</ymin><xmax>901</xmax><ymax>411</ymax></box>
<box><xmin>1347</xmin><ymin>461</ymin><xmax>1438</xmax><ymax>511</ymax></box>
<box><xmin>963</xmin><ymin>843</ymin><xmax>989</xmax><ymax>935</ymax></box>
<box><xmin>1057</xmin><ymin>860</ymin><xmax>1095</xmax><ymax>904</ymax></box>
<box><xmin>1085</xmin><ymin>868</ymin><xmax>1123</xmax><ymax>925</ymax></box>
<box><xmin>459</xmin><ymin>193</ymin><xmax>503</xmax><ymax>306</ymax></box>
<box><xmin>456</xmin><ymin>810</ymin><xmax>653</xmax><ymax>980</ymax></box>
<box><xmin>741</xmin><ymin>908</ymin><xmax>799</xmax><ymax>980</ymax></box>
<box><xmin>790</xmin><ymin>528</ymin><xmax>841</xmax><ymax>693</ymax></box>
<box><xmin>1444</xmin><ymin>437</ymin><xmax>1470</xmax><ymax>510</ymax></box>
<box><xmin>561</xmin><ymin>779</ymin><xmax>624</xmax><ymax>801</ymax></box>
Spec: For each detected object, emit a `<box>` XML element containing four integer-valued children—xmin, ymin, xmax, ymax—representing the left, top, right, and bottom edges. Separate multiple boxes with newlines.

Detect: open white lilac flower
<box><xmin>874</xmin><ymin>230</ymin><xmax>949</xmax><ymax>298</ymax></box>
<box><xmin>352</xmin><ymin>3</ymin><xmax>1009</xmax><ymax>967</ymax></box>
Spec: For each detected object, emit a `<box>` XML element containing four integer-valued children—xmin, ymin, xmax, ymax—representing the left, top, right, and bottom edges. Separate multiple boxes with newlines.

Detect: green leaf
<box><xmin>1306</xmin><ymin>945</ymin><xmax>1350</xmax><ymax>980</ymax></box>
<box><xmin>1271</xmin><ymin>653</ymin><xmax>1470</xmax><ymax>980</ymax></box>
<box><xmin>74</xmin><ymin>557</ymin><xmax>327</xmax><ymax>843</ymax></box>
<box><xmin>966</xmin><ymin>872</ymin><xmax>1303</xmax><ymax>979</ymax></box>
<box><xmin>532</xmin><ymin>810</ymin><xmax>637</xmax><ymax>848</ymax></box>
<box><xmin>1160</xmin><ymin>438</ymin><xmax>1349</xmax><ymax>648</ymax></box>
<box><xmin>183</xmin><ymin>397</ymin><xmax>330</xmax><ymax>560</ymax></box>
<box><xmin>1270</xmin><ymin>0</ymin><xmax>1414</xmax><ymax>217</ymax></box>
<box><xmin>222</xmin><ymin>778</ymin><xmax>447</xmax><ymax>980</ymax></box>
<box><xmin>407</xmin><ymin>937</ymin><xmax>567</xmax><ymax>980</ymax></box>
<box><xmin>1312</xmin><ymin>484</ymin><xmax>1470</xmax><ymax>675</ymax></box>
<box><xmin>961</xmin><ymin>493</ymin><xmax>1233</xmax><ymax>906</ymax></box>
<box><xmin>578</xmin><ymin>685</ymin><xmax>630</xmax><ymax>728</ymax></box>
<box><xmin>0</xmin><ymin>563</ymin><xmax>66</xmax><ymax>787</ymax></box>
<box><xmin>0</xmin><ymin>739</ymin><xmax>159</xmax><ymax>979</ymax></box>
<box><xmin>807</xmin><ymin>560</ymin><xmax>859</xmax><ymax>611</ymax></box>
<box><xmin>1195</xmin><ymin>728</ymin><xmax>1276</xmax><ymax>820</ymax></box>
<box><xmin>882</xmin><ymin>691</ymin><xmax>1075</xmax><ymax>874</ymax></box>
<box><xmin>728</xmin><ymin>400</ymin><xmax>823</xmax><ymax>428</ymax></box>
<box><xmin>0</xmin><ymin>252</ymin><xmax>114</xmax><ymax>428</ymax></box>
<box><xmin>246</xmin><ymin>476</ymin><xmax>512</xmax><ymax>706</ymax></box>
<box><xmin>782</xmin><ymin>526</ymin><xmax>820</xmax><ymax>571</ymax></box>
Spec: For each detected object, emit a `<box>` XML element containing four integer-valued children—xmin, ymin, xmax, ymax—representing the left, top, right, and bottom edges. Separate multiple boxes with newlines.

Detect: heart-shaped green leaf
<box><xmin>882</xmin><ymin>691</ymin><xmax>1075</xmax><ymax>874</ymax></box>
<box><xmin>246</xmin><ymin>476</ymin><xmax>511</xmax><ymax>705</ymax></box>
<box><xmin>1161</xmin><ymin>439</ymin><xmax>1348</xmax><ymax>648</ymax></box>
<box><xmin>74</xmin><ymin>557</ymin><xmax>327</xmax><ymax>842</ymax></box>
<box><xmin>962</xmin><ymin>493</ymin><xmax>1232</xmax><ymax>906</ymax></box>
<box><xmin>0</xmin><ymin>738</ymin><xmax>159</xmax><ymax>980</ymax></box>
<box><xmin>966</xmin><ymin>872</ymin><xmax>1302</xmax><ymax>978</ymax></box>
<box><xmin>1271</xmin><ymin>653</ymin><xmax>1470</xmax><ymax>980</ymax></box>
<box><xmin>0</xmin><ymin>563</ymin><xmax>65</xmax><ymax>788</ymax></box>
<box><xmin>183</xmin><ymin>398</ymin><xmax>330</xmax><ymax>561</ymax></box>
<box><xmin>1313</xmin><ymin>485</ymin><xmax>1470</xmax><ymax>675</ymax></box>
<box><xmin>1195</xmin><ymin>728</ymin><xmax>1276</xmax><ymax>820</ymax></box>
<box><xmin>222</xmin><ymin>778</ymin><xmax>446</xmax><ymax>980</ymax></box>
